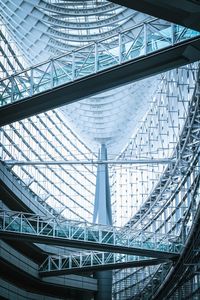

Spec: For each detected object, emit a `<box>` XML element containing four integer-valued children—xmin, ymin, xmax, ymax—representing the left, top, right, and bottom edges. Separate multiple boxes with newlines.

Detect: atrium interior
<box><xmin>0</xmin><ymin>1</ymin><xmax>200</xmax><ymax>299</ymax></box>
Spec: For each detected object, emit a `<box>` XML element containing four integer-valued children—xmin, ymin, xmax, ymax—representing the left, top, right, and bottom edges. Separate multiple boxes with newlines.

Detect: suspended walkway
<box><xmin>0</xmin><ymin>210</ymin><xmax>181</xmax><ymax>259</ymax></box>
<box><xmin>0</xmin><ymin>19</ymin><xmax>200</xmax><ymax>126</ymax></box>
<box><xmin>39</xmin><ymin>252</ymin><xmax>170</xmax><ymax>276</ymax></box>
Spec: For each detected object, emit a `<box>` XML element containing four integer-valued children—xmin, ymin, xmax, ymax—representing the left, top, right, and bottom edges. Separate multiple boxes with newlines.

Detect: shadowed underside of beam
<box><xmin>109</xmin><ymin>0</ymin><xmax>200</xmax><ymax>32</ymax></box>
<box><xmin>0</xmin><ymin>231</ymin><xmax>180</xmax><ymax>260</ymax></box>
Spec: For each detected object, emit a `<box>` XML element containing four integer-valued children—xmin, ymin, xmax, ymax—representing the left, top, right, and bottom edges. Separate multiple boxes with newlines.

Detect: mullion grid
<box><xmin>0</xmin><ymin>111</ymin><xmax>95</xmax><ymax>219</ymax></box>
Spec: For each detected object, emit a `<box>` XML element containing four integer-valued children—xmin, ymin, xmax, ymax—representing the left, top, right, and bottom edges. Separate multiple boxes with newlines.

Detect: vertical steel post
<box><xmin>11</xmin><ymin>76</ymin><xmax>14</xmax><ymax>103</ymax></box>
<box><xmin>30</xmin><ymin>67</ymin><xmax>33</xmax><ymax>96</ymax></box>
<box><xmin>171</xmin><ymin>23</ymin><xmax>175</xmax><ymax>46</ymax></box>
<box><xmin>50</xmin><ymin>59</ymin><xmax>54</xmax><ymax>89</ymax></box>
<box><xmin>119</xmin><ymin>33</ymin><xmax>122</xmax><ymax>64</ymax></box>
<box><xmin>95</xmin><ymin>42</ymin><xmax>98</xmax><ymax>73</ymax></box>
<box><xmin>93</xmin><ymin>144</ymin><xmax>112</xmax><ymax>300</ymax></box>
<box><xmin>72</xmin><ymin>51</ymin><xmax>75</xmax><ymax>80</ymax></box>
<box><xmin>144</xmin><ymin>23</ymin><xmax>147</xmax><ymax>55</ymax></box>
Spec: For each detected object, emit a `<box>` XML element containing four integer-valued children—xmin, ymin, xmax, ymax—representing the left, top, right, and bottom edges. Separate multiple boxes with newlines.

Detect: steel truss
<box><xmin>39</xmin><ymin>252</ymin><xmax>169</xmax><ymax>276</ymax></box>
<box><xmin>124</xmin><ymin>86</ymin><xmax>199</xmax><ymax>230</ymax></box>
<box><xmin>0</xmin><ymin>6</ymin><xmax>200</xmax><ymax>298</ymax></box>
<box><xmin>0</xmin><ymin>19</ymin><xmax>199</xmax><ymax>122</ymax></box>
<box><xmin>113</xmin><ymin>68</ymin><xmax>200</xmax><ymax>299</ymax></box>
<box><xmin>0</xmin><ymin>209</ymin><xmax>181</xmax><ymax>259</ymax></box>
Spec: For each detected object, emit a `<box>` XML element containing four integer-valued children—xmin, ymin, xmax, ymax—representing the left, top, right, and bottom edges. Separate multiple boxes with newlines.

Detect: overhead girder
<box><xmin>0</xmin><ymin>230</ymin><xmax>179</xmax><ymax>260</ymax></box>
<box><xmin>4</xmin><ymin>158</ymin><xmax>172</xmax><ymax>166</ymax></box>
<box><xmin>109</xmin><ymin>0</ymin><xmax>200</xmax><ymax>32</ymax></box>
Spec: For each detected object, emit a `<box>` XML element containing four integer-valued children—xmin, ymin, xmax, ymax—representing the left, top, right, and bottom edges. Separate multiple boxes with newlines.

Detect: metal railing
<box><xmin>39</xmin><ymin>252</ymin><xmax>169</xmax><ymax>276</ymax></box>
<box><xmin>0</xmin><ymin>19</ymin><xmax>199</xmax><ymax>107</ymax></box>
<box><xmin>0</xmin><ymin>209</ymin><xmax>182</xmax><ymax>256</ymax></box>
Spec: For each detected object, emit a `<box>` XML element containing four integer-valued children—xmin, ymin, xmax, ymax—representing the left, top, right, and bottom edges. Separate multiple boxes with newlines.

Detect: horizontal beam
<box><xmin>0</xmin><ymin>231</ymin><xmax>179</xmax><ymax>260</ymax></box>
<box><xmin>3</xmin><ymin>158</ymin><xmax>173</xmax><ymax>166</ymax></box>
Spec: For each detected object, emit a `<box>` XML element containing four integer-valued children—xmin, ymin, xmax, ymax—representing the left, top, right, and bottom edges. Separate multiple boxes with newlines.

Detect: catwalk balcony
<box><xmin>0</xmin><ymin>19</ymin><xmax>200</xmax><ymax>126</ymax></box>
<box><xmin>0</xmin><ymin>210</ymin><xmax>181</xmax><ymax>259</ymax></box>
<box><xmin>39</xmin><ymin>252</ymin><xmax>170</xmax><ymax>276</ymax></box>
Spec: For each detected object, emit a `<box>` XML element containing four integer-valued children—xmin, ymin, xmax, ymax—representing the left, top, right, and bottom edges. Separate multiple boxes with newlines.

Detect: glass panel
<box><xmin>97</xmin><ymin>36</ymin><xmax>119</xmax><ymax>71</ymax></box>
<box><xmin>174</xmin><ymin>25</ymin><xmax>199</xmax><ymax>43</ymax></box>
<box><xmin>32</xmin><ymin>62</ymin><xmax>52</xmax><ymax>94</ymax></box>
<box><xmin>147</xmin><ymin>22</ymin><xmax>172</xmax><ymax>53</ymax></box>
<box><xmin>53</xmin><ymin>53</ymin><xmax>73</xmax><ymax>87</ymax></box>
<box><xmin>74</xmin><ymin>44</ymin><xmax>95</xmax><ymax>79</ymax></box>
<box><xmin>122</xmin><ymin>26</ymin><xmax>145</xmax><ymax>62</ymax></box>
<box><xmin>12</xmin><ymin>70</ymin><xmax>32</xmax><ymax>101</ymax></box>
<box><xmin>0</xmin><ymin>77</ymin><xmax>12</xmax><ymax>105</ymax></box>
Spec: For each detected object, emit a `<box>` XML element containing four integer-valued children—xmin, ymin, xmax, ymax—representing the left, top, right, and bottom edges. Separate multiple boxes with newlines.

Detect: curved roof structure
<box><xmin>1</xmin><ymin>0</ymin><xmax>159</xmax><ymax>153</ymax></box>
<box><xmin>0</xmin><ymin>1</ymin><xmax>200</xmax><ymax>300</ymax></box>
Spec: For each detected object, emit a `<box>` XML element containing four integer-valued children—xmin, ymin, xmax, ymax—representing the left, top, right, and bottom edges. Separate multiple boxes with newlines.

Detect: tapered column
<box><xmin>93</xmin><ymin>144</ymin><xmax>112</xmax><ymax>300</ymax></box>
<box><xmin>93</xmin><ymin>144</ymin><xmax>112</xmax><ymax>225</ymax></box>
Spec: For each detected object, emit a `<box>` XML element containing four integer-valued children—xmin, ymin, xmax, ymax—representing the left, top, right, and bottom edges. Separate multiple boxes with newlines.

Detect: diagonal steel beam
<box><xmin>109</xmin><ymin>1</ymin><xmax>200</xmax><ymax>32</ymax></box>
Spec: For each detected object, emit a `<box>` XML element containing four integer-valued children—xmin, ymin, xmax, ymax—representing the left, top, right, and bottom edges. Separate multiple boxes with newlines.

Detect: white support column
<box><xmin>93</xmin><ymin>144</ymin><xmax>112</xmax><ymax>300</ymax></box>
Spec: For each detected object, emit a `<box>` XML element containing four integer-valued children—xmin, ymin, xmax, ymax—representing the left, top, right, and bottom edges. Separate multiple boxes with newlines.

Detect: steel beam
<box><xmin>109</xmin><ymin>1</ymin><xmax>200</xmax><ymax>32</ymax></box>
<box><xmin>3</xmin><ymin>158</ymin><xmax>173</xmax><ymax>166</ymax></box>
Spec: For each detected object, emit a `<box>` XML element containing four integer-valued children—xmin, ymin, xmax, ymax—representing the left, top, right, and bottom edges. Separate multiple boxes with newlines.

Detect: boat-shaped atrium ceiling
<box><xmin>0</xmin><ymin>2</ymin><xmax>200</xmax><ymax>299</ymax></box>
<box><xmin>0</xmin><ymin>0</ymin><xmax>197</xmax><ymax>225</ymax></box>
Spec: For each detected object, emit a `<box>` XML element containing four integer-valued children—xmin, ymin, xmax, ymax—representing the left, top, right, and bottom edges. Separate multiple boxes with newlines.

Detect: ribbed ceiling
<box><xmin>0</xmin><ymin>0</ymin><xmax>157</xmax><ymax>155</ymax></box>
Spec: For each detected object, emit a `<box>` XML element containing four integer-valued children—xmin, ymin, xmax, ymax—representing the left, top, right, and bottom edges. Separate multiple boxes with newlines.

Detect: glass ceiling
<box><xmin>0</xmin><ymin>0</ymin><xmax>197</xmax><ymax>227</ymax></box>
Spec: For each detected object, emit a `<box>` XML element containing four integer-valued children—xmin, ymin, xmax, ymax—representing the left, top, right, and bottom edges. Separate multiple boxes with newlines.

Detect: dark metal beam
<box><xmin>1</xmin><ymin>37</ymin><xmax>200</xmax><ymax>126</ymax></box>
<box><xmin>109</xmin><ymin>0</ymin><xmax>200</xmax><ymax>32</ymax></box>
